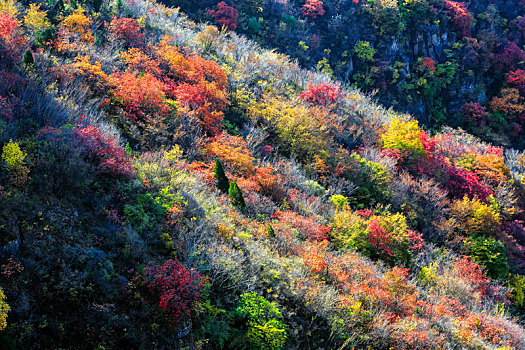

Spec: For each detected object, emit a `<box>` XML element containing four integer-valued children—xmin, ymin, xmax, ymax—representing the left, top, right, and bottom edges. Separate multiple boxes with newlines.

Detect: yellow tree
<box><xmin>0</xmin><ymin>0</ymin><xmax>19</xmax><ymax>19</ymax></box>
<box><xmin>0</xmin><ymin>287</ymin><xmax>9</xmax><ymax>331</ymax></box>
<box><xmin>23</xmin><ymin>3</ymin><xmax>51</xmax><ymax>36</ymax></box>
<box><xmin>60</xmin><ymin>8</ymin><xmax>95</xmax><ymax>43</ymax></box>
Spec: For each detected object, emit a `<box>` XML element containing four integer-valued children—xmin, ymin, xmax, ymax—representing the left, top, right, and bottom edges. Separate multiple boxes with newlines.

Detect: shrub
<box><xmin>461</xmin><ymin>102</ymin><xmax>488</xmax><ymax>126</ymax></box>
<box><xmin>23</xmin><ymin>3</ymin><xmax>51</xmax><ymax>37</ymax></box>
<box><xmin>353</xmin><ymin>41</ymin><xmax>376</xmax><ymax>63</ymax></box>
<box><xmin>60</xmin><ymin>8</ymin><xmax>95</xmax><ymax>43</ymax></box>
<box><xmin>509</xmin><ymin>274</ymin><xmax>525</xmax><ymax>308</ymax></box>
<box><xmin>301</xmin><ymin>0</ymin><xmax>325</xmax><ymax>19</ymax></box>
<box><xmin>346</xmin><ymin>153</ymin><xmax>390</xmax><ymax>207</ymax></box>
<box><xmin>421</xmin><ymin>57</ymin><xmax>436</xmax><ymax>71</ymax></box>
<box><xmin>207</xmin><ymin>1</ymin><xmax>238</xmax><ymax>31</ymax></box>
<box><xmin>449</xmin><ymin>196</ymin><xmax>500</xmax><ymax>238</ymax></box>
<box><xmin>382</xmin><ymin>118</ymin><xmax>425</xmax><ymax>159</ymax></box>
<box><xmin>108</xmin><ymin>17</ymin><xmax>144</xmax><ymax>47</ymax></box>
<box><xmin>235</xmin><ymin>292</ymin><xmax>287</xmax><ymax>350</ymax></box>
<box><xmin>145</xmin><ymin>260</ymin><xmax>204</xmax><ymax>322</ymax></box>
<box><xmin>0</xmin><ymin>287</ymin><xmax>9</xmax><ymax>331</ymax></box>
<box><xmin>299</xmin><ymin>82</ymin><xmax>343</xmax><ymax>107</ymax></box>
<box><xmin>1</xmin><ymin>139</ymin><xmax>26</xmax><ymax>171</ymax></box>
<box><xmin>330</xmin><ymin>194</ymin><xmax>348</xmax><ymax>211</ymax></box>
<box><xmin>444</xmin><ymin>1</ymin><xmax>473</xmax><ymax>38</ymax></box>
<box><xmin>464</xmin><ymin>235</ymin><xmax>509</xmax><ymax>279</ymax></box>
<box><xmin>22</xmin><ymin>49</ymin><xmax>34</xmax><ymax>65</ymax></box>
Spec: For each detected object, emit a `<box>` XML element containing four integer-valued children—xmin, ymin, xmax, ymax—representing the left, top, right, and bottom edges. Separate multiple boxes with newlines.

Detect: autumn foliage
<box><xmin>207</xmin><ymin>2</ymin><xmax>238</xmax><ymax>31</ymax></box>
<box><xmin>145</xmin><ymin>260</ymin><xmax>204</xmax><ymax>321</ymax></box>
<box><xmin>301</xmin><ymin>0</ymin><xmax>326</xmax><ymax>19</ymax></box>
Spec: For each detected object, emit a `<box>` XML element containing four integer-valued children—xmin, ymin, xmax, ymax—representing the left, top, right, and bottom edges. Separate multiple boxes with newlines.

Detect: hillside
<box><xmin>1</xmin><ymin>0</ymin><xmax>525</xmax><ymax>349</ymax></box>
<box><xmin>174</xmin><ymin>0</ymin><xmax>525</xmax><ymax>149</ymax></box>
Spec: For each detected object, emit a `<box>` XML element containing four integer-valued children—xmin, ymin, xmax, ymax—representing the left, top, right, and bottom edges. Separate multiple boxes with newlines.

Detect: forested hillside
<box><xmin>175</xmin><ymin>0</ymin><xmax>525</xmax><ymax>149</ymax></box>
<box><xmin>1</xmin><ymin>0</ymin><xmax>525</xmax><ymax>349</ymax></box>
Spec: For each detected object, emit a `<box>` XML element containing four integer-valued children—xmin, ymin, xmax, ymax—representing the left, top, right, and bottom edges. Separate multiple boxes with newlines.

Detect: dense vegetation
<box><xmin>1</xmin><ymin>0</ymin><xmax>525</xmax><ymax>349</ymax></box>
<box><xmin>174</xmin><ymin>0</ymin><xmax>525</xmax><ymax>149</ymax></box>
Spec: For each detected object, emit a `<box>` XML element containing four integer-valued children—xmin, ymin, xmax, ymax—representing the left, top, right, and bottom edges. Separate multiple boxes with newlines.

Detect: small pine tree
<box><xmin>22</xmin><ymin>50</ymin><xmax>34</xmax><ymax>66</ymax></box>
<box><xmin>214</xmin><ymin>158</ymin><xmax>230</xmax><ymax>194</ymax></box>
<box><xmin>228</xmin><ymin>180</ymin><xmax>245</xmax><ymax>210</ymax></box>
<box><xmin>266</xmin><ymin>223</ymin><xmax>275</xmax><ymax>237</ymax></box>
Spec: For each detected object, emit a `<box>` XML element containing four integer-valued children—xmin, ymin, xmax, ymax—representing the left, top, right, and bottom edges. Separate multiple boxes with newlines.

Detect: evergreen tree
<box><xmin>266</xmin><ymin>223</ymin><xmax>275</xmax><ymax>237</ymax></box>
<box><xmin>22</xmin><ymin>50</ymin><xmax>34</xmax><ymax>66</ymax></box>
<box><xmin>214</xmin><ymin>158</ymin><xmax>230</xmax><ymax>194</ymax></box>
<box><xmin>228</xmin><ymin>180</ymin><xmax>245</xmax><ymax>210</ymax></box>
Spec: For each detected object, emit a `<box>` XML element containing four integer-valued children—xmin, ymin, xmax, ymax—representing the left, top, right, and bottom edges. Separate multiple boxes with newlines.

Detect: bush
<box><xmin>145</xmin><ymin>259</ymin><xmax>205</xmax><ymax>322</ymax></box>
<box><xmin>1</xmin><ymin>139</ymin><xmax>25</xmax><ymax>170</ymax></box>
<box><xmin>0</xmin><ymin>287</ymin><xmax>9</xmax><ymax>331</ymax></box>
<box><xmin>235</xmin><ymin>292</ymin><xmax>287</xmax><ymax>350</ymax></box>
<box><xmin>464</xmin><ymin>235</ymin><xmax>509</xmax><ymax>279</ymax></box>
<box><xmin>382</xmin><ymin>118</ymin><xmax>425</xmax><ymax>159</ymax></box>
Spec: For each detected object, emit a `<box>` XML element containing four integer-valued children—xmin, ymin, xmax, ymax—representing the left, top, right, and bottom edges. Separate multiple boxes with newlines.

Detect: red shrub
<box><xmin>109</xmin><ymin>72</ymin><xmax>171</xmax><ymax>124</ymax></box>
<box><xmin>207</xmin><ymin>2</ymin><xmax>238</xmax><ymax>31</ymax></box>
<box><xmin>367</xmin><ymin>218</ymin><xmax>392</xmax><ymax>257</ymax></box>
<box><xmin>443</xmin><ymin>1</ymin><xmax>473</xmax><ymax>37</ymax></box>
<box><xmin>301</xmin><ymin>0</ymin><xmax>326</xmax><ymax>19</ymax></box>
<box><xmin>444</xmin><ymin>164</ymin><xmax>493</xmax><ymax>201</ymax></box>
<box><xmin>0</xmin><ymin>95</ymin><xmax>14</xmax><ymax>121</ymax></box>
<box><xmin>496</xmin><ymin>42</ymin><xmax>525</xmax><ymax>71</ymax></box>
<box><xmin>36</xmin><ymin>123</ymin><xmax>134</xmax><ymax>177</ymax></box>
<box><xmin>0</xmin><ymin>13</ymin><xmax>17</xmax><ymax>38</ymax></box>
<box><xmin>507</xmin><ymin>69</ymin><xmax>525</xmax><ymax>86</ymax></box>
<box><xmin>73</xmin><ymin>123</ymin><xmax>134</xmax><ymax>177</ymax></box>
<box><xmin>461</xmin><ymin>102</ymin><xmax>488</xmax><ymax>126</ymax></box>
<box><xmin>421</xmin><ymin>57</ymin><xmax>436</xmax><ymax>71</ymax></box>
<box><xmin>174</xmin><ymin>82</ymin><xmax>225</xmax><ymax>135</ymax></box>
<box><xmin>299</xmin><ymin>82</ymin><xmax>343</xmax><ymax>106</ymax></box>
<box><xmin>453</xmin><ymin>256</ymin><xmax>491</xmax><ymax>296</ymax></box>
<box><xmin>145</xmin><ymin>259</ymin><xmax>204</xmax><ymax>321</ymax></box>
<box><xmin>108</xmin><ymin>17</ymin><xmax>144</xmax><ymax>47</ymax></box>
<box><xmin>0</xmin><ymin>13</ymin><xmax>26</xmax><ymax>62</ymax></box>
<box><xmin>273</xmin><ymin>210</ymin><xmax>330</xmax><ymax>241</ymax></box>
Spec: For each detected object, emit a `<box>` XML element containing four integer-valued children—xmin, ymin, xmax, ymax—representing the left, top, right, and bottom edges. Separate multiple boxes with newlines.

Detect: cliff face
<box><xmin>175</xmin><ymin>0</ymin><xmax>525</xmax><ymax>147</ymax></box>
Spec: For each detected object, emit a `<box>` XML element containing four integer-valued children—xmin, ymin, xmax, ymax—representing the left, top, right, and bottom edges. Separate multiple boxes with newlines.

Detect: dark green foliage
<box><xmin>228</xmin><ymin>180</ymin><xmax>245</xmax><ymax>210</ymax></box>
<box><xmin>214</xmin><ymin>158</ymin><xmax>230</xmax><ymax>194</ymax></box>
<box><xmin>22</xmin><ymin>50</ymin><xmax>34</xmax><ymax>66</ymax></box>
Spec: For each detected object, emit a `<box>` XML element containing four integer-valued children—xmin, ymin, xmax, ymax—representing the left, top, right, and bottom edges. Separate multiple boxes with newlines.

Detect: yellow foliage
<box><xmin>455</xmin><ymin>153</ymin><xmax>510</xmax><ymax>185</ymax></box>
<box><xmin>60</xmin><ymin>8</ymin><xmax>95</xmax><ymax>43</ymax></box>
<box><xmin>249</xmin><ymin>96</ymin><xmax>332</xmax><ymax>162</ymax></box>
<box><xmin>382</xmin><ymin>118</ymin><xmax>425</xmax><ymax>157</ymax></box>
<box><xmin>0</xmin><ymin>287</ymin><xmax>9</xmax><ymax>331</ymax></box>
<box><xmin>2</xmin><ymin>139</ymin><xmax>25</xmax><ymax>170</ymax></box>
<box><xmin>0</xmin><ymin>0</ymin><xmax>18</xmax><ymax>19</ymax></box>
<box><xmin>449</xmin><ymin>196</ymin><xmax>501</xmax><ymax>238</ymax></box>
<box><xmin>23</xmin><ymin>3</ymin><xmax>51</xmax><ymax>35</ymax></box>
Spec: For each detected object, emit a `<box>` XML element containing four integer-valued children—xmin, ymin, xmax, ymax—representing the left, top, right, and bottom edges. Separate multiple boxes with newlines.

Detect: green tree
<box><xmin>214</xmin><ymin>158</ymin><xmax>230</xmax><ymax>194</ymax></box>
<box><xmin>266</xmin><ymin>223</ymin><xmax>275</xmax><ymax>237</ymax></box>
<box><xmin>228</xmin><ymin>180</ymin><xmax>246</xmax><ymax>210</ymax></box>
<box><xmin>22</xmin><ymin>50</ymin><xmax>34</xmax><ymax>66</ymax></box>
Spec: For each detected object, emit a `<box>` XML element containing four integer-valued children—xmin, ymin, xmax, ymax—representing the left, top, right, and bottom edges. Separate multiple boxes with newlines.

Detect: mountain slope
<box><xmin>0</xmin><ymin>0</ymin><xmax>525</xmax><ymax>349</ymax></box>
